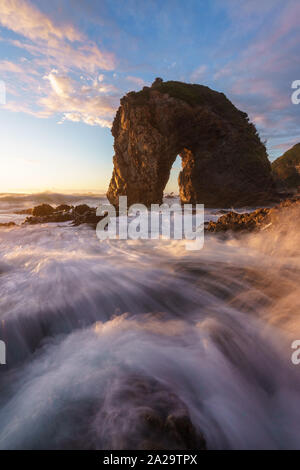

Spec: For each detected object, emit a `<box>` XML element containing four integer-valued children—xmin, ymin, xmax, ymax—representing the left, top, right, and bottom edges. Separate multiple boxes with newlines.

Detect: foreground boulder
<box><xmin>107</xmin><ymin>78</ymin><xmax>276</xmax><ymax>208</ymax></box>
<box><xmin>95</xmin><ymin>374</ymin><xmax>206</xmax><ymax>450</ymax></box>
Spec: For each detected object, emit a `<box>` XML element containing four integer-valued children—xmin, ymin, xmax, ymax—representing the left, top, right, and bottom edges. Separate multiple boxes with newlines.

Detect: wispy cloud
<box><xmin>126</xmin><ymin>76</ymin><xmax>147</xmax><ymax>88</ymax></box>
<box><xmin>0</xmin><ymin>0</ymin><xmax>117</xmax><ymax>127</ymax></box>
<box><xmin>40</xmin><ymin>70</ymin><xmax>119</xmax><ymax>127</ymax></box>
<box><xmin>0</xmin><ymin>0</ymin><xmax>81</xmax><ymax>42</ymax></box>
<box><xmin>212</xmin><ymin>0</ymin><xmax>300</xmax><ymax>151</ymax></box>
<box><xmin>190</xmin><ymin>65</ymin><xmax>207</xmax><ymax>83</ymax></box>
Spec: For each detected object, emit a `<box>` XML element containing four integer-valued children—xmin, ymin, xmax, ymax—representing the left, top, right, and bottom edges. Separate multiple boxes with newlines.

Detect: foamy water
<box><xmin>0</xmin><ymin>194</ymin><xmax>300</xmax><ymax>449</ymax></box>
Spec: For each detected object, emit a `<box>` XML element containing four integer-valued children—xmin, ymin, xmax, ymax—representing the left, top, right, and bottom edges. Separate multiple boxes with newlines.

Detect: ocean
<box><xmin>0</xmin><ymin>192</ymin><xmax>299</xmax><ymax>449</ymax></box>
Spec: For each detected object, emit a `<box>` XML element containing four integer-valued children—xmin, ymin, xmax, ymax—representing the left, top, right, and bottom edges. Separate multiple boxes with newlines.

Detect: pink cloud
<box><xmin>126</xmin><ymin>76</ymin><xmax>147</xmax><ymax>87</ymax></box>
<box><xmin>0</xmin><ymin>0</ymin><xmax>119</xmax><ymax>128</ymax></box>
<box><xmin>0</xmin><ymin>0</ymin><xmax>82</xmax><ymax>42</ymax></box>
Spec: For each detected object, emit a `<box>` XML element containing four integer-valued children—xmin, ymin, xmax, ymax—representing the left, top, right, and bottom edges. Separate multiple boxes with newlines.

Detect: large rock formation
<box><xmin>107</xmin><ymin>79</ymin><xmax>276</xmax><ymax>208</ymax></box>
<box><xmin>272</xmin><ymin>143</ymin><xmax>300</xmax><ymax>190</ymax></box>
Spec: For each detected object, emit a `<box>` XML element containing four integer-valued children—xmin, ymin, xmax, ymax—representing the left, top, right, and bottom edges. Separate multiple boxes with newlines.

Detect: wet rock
<box><xmin>94</xmin><ymin>375</ymin><xmax>206</xmax><ymax>450</ymax></box>
<box><xmin>0</xmin><ymin>221</ymin><xmax>16</xmax><ymax>228</ymax></box>
<box><xmin>24</xmin><ymin>212</ymin><xmax>73</xmax><ymax>225</ymax></box>
<box><xmin>206</xmin><ymin>197</ymin><xmax>300</xmax><ymax>233</ymax></box>
<box><xmin>23</xmin><ymin>204</ymin><xmax>104</xmax><ymax>227</ymax></box>
<box><xmin>72</xmin><ymin>206</ymin><xmax>103</xmax><ymax>226</ymax></box>
<box><xmin>107</xmin><ymin>79</ymin><xmax>276</xmax><ymax>208</ymax></box>
<box><xmin>72</xmin><ymin>204</ymin><xmax>91</xmax><ymax>215</ymax></box>
<box><xmin>206</xmin><ymin>208</ymin><xmax>271</xmax><ymax>233</ymax></box>
<box><xmin>32</xmin><ymin>204</ymin><xmax>55</xmax><ymax>217</ymax></box>
<box><xmin>14</xmin><ymin>208</ymin><xmax>33</xmax><ymax>215</ymax></box>
<box><xmin>55</xmin><ymin>204</ymin><xmax>72</xmax><ymax>212</ymax></box>
<box><xmin>16</xmin><ymin>204</ymin><xmax>72</xmax><ymax>216</ymax></box>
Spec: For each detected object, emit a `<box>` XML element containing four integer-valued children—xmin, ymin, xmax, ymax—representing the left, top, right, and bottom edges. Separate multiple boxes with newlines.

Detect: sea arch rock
<box><xmin>107</xmin><ymin>79</ymin><xmax>275</xmax><ymax>208</ymax></box>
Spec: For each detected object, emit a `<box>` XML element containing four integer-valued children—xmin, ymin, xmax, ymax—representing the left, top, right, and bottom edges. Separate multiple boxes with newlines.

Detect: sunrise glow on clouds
<box><xmin>0</xmin><ymin>0</ymin><xmax>299</xmax><ymax>192</ymax></box>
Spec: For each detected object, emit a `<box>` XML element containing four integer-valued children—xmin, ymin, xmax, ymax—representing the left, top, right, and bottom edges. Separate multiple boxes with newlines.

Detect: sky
<box><xmin>0</xmin><ymin>0</ymin><xmax>299</xmax><ymax>193</ymax></box>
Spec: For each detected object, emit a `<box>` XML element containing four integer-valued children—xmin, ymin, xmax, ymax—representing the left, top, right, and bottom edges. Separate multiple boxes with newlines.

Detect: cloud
<box><xmin>212</xmin><ymin>0</ymin><xmax>300</xmax><ymax>153</ymax></box>
<box><xmin>0</xmin><ymin>0</ymin><xmax>118</xmax><ymax>127</ymax></box>
<box><xmin>40</xmin><ymin>70</ymin><xmax>119</xmax><ymax>128</ymax></box>
<box><xmin>4</xmin><ymin>101</ymin><xmax>49</xmax><ymax>118</ymax></box>
<box><xmin>0</xmin><ymin>60</ymin><xmax>26</xmax><ymax>74</ymax></box>
<box><xmin>190</xmin><ymin>65</ymin><xmax>207</xmax><ymax>83</ymax></box>
<box><xmin>0</xmin><ymin>0</ymin><xmax>81</xmax><ymax>42</ymax></box>
<box><xmin>270</xmin><ymin>141</ymin><xmax>299</xmax><ymax>151</ymax></box>
<box><xmin>126</xmin><ymin>76</ymin><xmax>147</xmax><ymax>88</ymax></box>
<box><xmin>45</xmin><ymin>71</ymin><xmax>74</xmax><ymax>97</ymax></box>
<box><xmin>6</xmin><ymin>32</ymin><xmax>115</xmax><ymax>73</ymax></box>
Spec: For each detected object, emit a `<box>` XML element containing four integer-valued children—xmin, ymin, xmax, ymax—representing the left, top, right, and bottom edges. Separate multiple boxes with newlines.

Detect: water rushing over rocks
<box><xmin>0</xmin><ymin>195</ymin><xmax>300</xmax><ymax>449</ymax></box>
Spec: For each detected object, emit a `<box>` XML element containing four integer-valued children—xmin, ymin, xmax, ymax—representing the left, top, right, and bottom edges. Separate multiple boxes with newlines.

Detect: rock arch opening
<box><xmin>164</xmin><ymin>155</ymin><xmax>181</xmax><ymax>197</ymax></box>
<box><xmin>107</xmin><ymin>80</ymin><xmax>276</xmax><ymax>208</ymax></box>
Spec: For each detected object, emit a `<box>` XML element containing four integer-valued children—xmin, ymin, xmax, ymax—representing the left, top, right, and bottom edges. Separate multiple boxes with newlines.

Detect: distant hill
<box><xmin>272</xmin><ymin>143</ymin><xmax>300</xmax><ymax>189</ymax></box>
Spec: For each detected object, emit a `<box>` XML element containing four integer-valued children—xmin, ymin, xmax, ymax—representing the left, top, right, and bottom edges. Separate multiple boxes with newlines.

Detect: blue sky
<box><xmin>0</xmin><ymin>0</ymin><xmax>299</xmax><ymax>192</ymax></box>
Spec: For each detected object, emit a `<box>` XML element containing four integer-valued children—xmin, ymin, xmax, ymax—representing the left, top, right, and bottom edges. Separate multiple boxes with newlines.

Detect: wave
<box><xmin>0</xmin><ymin>191</ymin><xmax>107</xmax><ymax>210</ymax></box>
<box><xmin>0</xmin><ymin>203</ymin><xmax>299</xmax><ymax>449</ymax></box>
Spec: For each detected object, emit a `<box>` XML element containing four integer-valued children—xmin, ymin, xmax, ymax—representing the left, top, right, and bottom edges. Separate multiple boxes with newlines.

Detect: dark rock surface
<box><xmin>72</xmin><ymin>205</ymin><xmax>102</xmax><ymax>226</ymax></box>
<box><xmin>107</xmin><ymin>78</ymin><xmax>276</xmax><ymax>208</ymax></box>
<box><xmin>32</xmin><ymin>204</ymin><xmax>55</xmax><ymax>216</ymax></box>
<box><xmin>206</xmin><ymin>196</ymin><xmax>300</xmax><ymax>233</ymax></box>
<box><xmin>55</xmin><ymin>204</ymin><xmax>72</xmax><ymax>212</ymax></box>
<box><xmin>95</xmin><ymin>375</ymin><xmax>206</xmax><ymax>450</ymax></box>
<box><xmin>0</xmin><ymin>221</ymin><xmax>16</xmax><ymax>228</ymax></box>
<box><xmin>14</xmin><ymin>208</ymin><xmax>33</xmax><ymax>215</ymax></box>
<box><xmin>23</xmin><ymin>204</ymin><xmax>104</xmax><ymax>227</ymax></box>
<box><xmin>24</xmin><ymin>212</ymin><xmax>73</xmax><ymax>225</ymax></box>
<box><xmin>206</xmin><ymin>208</ymin><xmax>271</xmax><ymax>232</ymax></box>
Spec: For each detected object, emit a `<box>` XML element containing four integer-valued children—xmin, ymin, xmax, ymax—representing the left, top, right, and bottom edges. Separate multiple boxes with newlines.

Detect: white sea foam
<box><xmin>0</xmin><ymin>196</ymin><xmax>299</xmax><ymax>449</ymax></box>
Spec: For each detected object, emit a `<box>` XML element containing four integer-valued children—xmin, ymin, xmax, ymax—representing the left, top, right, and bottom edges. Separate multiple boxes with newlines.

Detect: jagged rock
<box><xmin>206</xmin><ymin>196</ymin><xmax>300</xmax><ymax>233</ymax></box>
<box><xmin>23</xmin><ymin>204</ymin><xmax>104</xmax><ymax>227</ymax></box>
<box><xmin>32</xmin><ymin>204</ymin><xmax>55</xmax><ymax>216</ymax></box>
<box><xmin>107</xmin><ymin>79</ymin><xmax>276</xmax><ymax>208</ymax></box>
<box><xmin>0</xmin><ymin>221</ymin><xmax>16</xmax><ymax>228</ymax></box>
<box><xmin>94</xmin><ymin>374</ymin><xmax>206</xmax><ymax>450</ymax></box>
<box><xmin>24</xmin><ymin>212</ymin><xmax>73</xmax><ymax>225</ymax></box>
<box><xmin>14</xmin><ymin>208</ymin><xmax>33</xmax><ymax>215</ymax></box>
<box><xmin>272</xmin><ymin>143</ymin><xmax>300</xmax><ymax>190</ymax></box>
<box><xmin>72</xmin><ymin>204</ymin><xmax>91</xmax><ymax>215</ymax></box>
<box><xmin>55</xmin><ymin>204</ymin><xmax>72</xmax><ymax>212</ymax></box>
<box><xmin>206</xmin><ymin>208</ymin><xmax>271</xmax><ymax>232</ymax></box>
<box><xmin>71</xmin><ymin>206</ymin><xmax>102</xmax><ymax>226</ymax></box>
